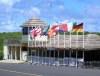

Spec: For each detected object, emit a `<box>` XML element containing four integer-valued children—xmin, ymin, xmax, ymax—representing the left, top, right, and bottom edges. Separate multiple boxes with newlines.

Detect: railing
<box><xmin>83</xmin><ymin>61</ymin><xmax>100</xmax><ymax>69</ymax></box>
<box><xmin>27</xmin><ymin>56</ymin><xmax>84</xmax><ymax>67</ymax></box>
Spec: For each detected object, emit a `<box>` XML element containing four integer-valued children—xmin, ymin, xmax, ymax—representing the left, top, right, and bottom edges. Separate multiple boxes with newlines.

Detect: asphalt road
<box><xmin>0</xmin><ymin>63</ymin><xmax>100</xmax><ymax>76</ymax></box>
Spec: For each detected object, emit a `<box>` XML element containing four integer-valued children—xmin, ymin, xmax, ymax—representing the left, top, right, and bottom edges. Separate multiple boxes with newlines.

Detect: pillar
<box><xmin>11</xmin><ymin>47</ymin><xmax>13</xmax><ymax>60</ymax></box>
<box><xmin>76</xmin><ymin>50</ymin><xmax>78</xmax><ymax>68</ymax></box>
<box><xmin>69</xmin><ymin>49</ymin><xmax>71</xmax><ymax>65</ymax></box>
<box><xmin>15</xmin><ymin>46</ymin><xmax>17</xmax><ymax>60</ymax></box>
<box><xmin>83</xmin><ymin>50</ymin><xmax>84</xmax><ymax>62</ymax></box>
<box><xmin>20</xmin><ymin>46</ymin><xmax>22</xmax><ymax>60</ymax></box>
<box><xmin>63</xmin><ymin>49</ymin><xmax>65</xmax><ymax>65</ymax></box>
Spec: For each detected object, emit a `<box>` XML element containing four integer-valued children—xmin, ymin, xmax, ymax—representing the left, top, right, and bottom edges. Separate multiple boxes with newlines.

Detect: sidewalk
<box><xmin>0</xmin><ymin>60</ymin><xmax>25</xmax><ymax>63</ymax></box>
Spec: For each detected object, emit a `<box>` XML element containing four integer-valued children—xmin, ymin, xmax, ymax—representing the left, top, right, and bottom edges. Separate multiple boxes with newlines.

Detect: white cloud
<box><xmin>0</xmin><ymin>0</ymin><xmax>21</xmax><ymax>6</ymax></box>
<box><xmin>22</xmin><ymin>7</ymin><xmax>41</xmax><ymax>18</ymax></box>
<box><xmin>0</xmin><ymin>20</ymin><xmax>20</xmax><ymax>32</ymax></box>
<box><xmin>61</xmin><ymin>20</ymin><xmax>69</xmax><ymax>23</ymax></box>
<box><xmin>59</xmin><ymin>5</ymin><xmax>65</xmax><ymax>10</ymax></box>
<box><xmin>31</xmin><ymin>7</ymin><xmax>40</xmax><ymax>16</ymax></box>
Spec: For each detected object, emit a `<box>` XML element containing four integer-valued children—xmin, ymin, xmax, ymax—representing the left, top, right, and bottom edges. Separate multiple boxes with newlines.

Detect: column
<box><xmin>20</xmin><ymin>46</ymin><xmax>22</xmax><ymax>60</ymax></box>
<box><xmin>15</xmin><ymin>46</ymin><xmax>17</xmax><ymax>60</ymax></box>
<box><xmin>63</xmin><ymin>49</ymin><xmax>65</xmax><ymax>66</ymax></box>
<box><xmin>69</xmin><ymin>49</ymin><xmax>71</xmax><ymax>66</ymax></box>
<box><xmin>82</xmin><ymin>49</ymin><xmax>85</xmax><ymax>66</ymax></box>
<box><xmin>11</xmin><ymin>47</ymin><xmax>13</xmax><ymax>60</ymax></box>
<box><xmin>83</xmin><ymin>50</ymin><xmax>84</xmax><ymax>62</ymax></box>
<box><xmin>8</xmin><ymin>47</ymin><xmax>10</xmax><ymax>60</ymax></box>
<box><xmin>49</xmin><ymin>50</ymin><xmax>51</xmax><ymax>66</ymax></box>
<box><xmin>76</xmin><ymin>50</ymin><xmax>78</xmax><ymax>68</ymax></box>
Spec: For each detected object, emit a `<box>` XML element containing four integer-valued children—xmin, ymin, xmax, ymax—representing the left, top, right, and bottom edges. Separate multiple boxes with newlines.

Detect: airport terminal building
<box><xmin>3</xmin><ymin>18</ymin><xmax>100</xmax><ymax>67</ymax></box>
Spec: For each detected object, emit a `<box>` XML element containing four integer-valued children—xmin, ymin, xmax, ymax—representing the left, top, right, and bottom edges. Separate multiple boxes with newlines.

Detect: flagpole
<box><xmin>63</xmin><ymin>32</ymin><xmax>65</xmax><ymax>66</ymax></box>
<box><xmin>42</xmin><ymin>39</ymin><xmax>43</xmax><ymax>65</ymax></box>
<box><xmin>30</xmin><ymin>27</ymin><xmax>33</xmax><ymax>63</ymax></box>
<box><xmin>49</xmin><ymin>35</ymin><xmax>51</xmax><ymax>66</ymax></box>
<box><xmin>45</xmin><ymin>34</ymin><xmax>47</xmax><ymax>65</ymax></box>
<box><xmin>34</xmin><ymin>26</ymin><xmax>37</xmax><ymax>64</ymax></box>
<box><xmin>38</xmin><ymin>26</ymin><xmax>40</xmax><ymax>65</ymax></box>
<box><xmin>83</xmin><ymin>24</ymin><xmax>84</xmax><ymax>48</ymax></box>
<box><xmin>69</xmin><ymin>30</ymin><xmax>72</xmax><ymax>66</ymax></box>
<box><xmin>54</xmin><ymin>35</ymin><xmax>55</xmax><ymax>66</ymax></box>
<box><xmin>70</xmin><ymin>30</ymin><xmax>72</xmax><ymax>48</ymax></box>
<box><xmin>28</xmin><ymin>26</ymin><xmax>29</xmax><ymax>63</ymax></box>
<box><xmin>58</xmin><ymin>31</ymin><xmax>60</xmax><ymax>66</ymax></box>
<box><xmin>76</xmin><ymin>32</ymin><xmax>78</xmax><ymax>68</ymax></box>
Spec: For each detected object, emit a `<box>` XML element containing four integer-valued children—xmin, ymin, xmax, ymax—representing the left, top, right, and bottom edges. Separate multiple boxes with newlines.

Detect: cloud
<box><xmin>22</xmin><ymin>7</ymin><xmax>41</xmax><ymax>18</ymax></box>
<box><xmin>0</xmin><ymin>20</ymin><xmax>20</xmax><ymax>32</ymax></box>
<box><xmin>58</xmin><ymin>5</ymin><xmax>65</xmax><ymax>10</ymax></box>
<box><xmin>0</xmin><ymin>0</ymin><xmax>21</xmax><ymax>7</ymax></box>
<box><xmin>31</xmin><ymin>7</ymin><xmax>40</xmax><ymax>16</ymax></box>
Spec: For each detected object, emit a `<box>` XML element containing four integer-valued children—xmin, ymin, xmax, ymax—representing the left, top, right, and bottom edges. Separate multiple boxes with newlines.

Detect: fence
<box><xmin>27</xmin><ymin>56</ymin><xmax>84</xmax><ymax>67</ymax></box>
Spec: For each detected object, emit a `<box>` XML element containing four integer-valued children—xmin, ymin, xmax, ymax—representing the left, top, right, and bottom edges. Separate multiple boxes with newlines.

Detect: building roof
<box><xmin>22</xmin><ymin>18</ymin><xmax>47</xmax><ymax>27</ymax></box>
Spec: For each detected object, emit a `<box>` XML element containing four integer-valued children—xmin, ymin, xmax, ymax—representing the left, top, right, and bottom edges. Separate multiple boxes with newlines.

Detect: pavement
<box><xmin>0</xmin><ymin>63</ymin><xmax>100</xmax><ymax>76</ymax></box>
<box><xmin>0</xmin><ymin>60</ymin><xmax>25</xmax><ymax>63</ymax></box>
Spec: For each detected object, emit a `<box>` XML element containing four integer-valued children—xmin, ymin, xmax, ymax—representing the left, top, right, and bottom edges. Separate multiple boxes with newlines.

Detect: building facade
<box><xmin>3</xmin><ymin>18</ymin><xmax>100</xmax><ymax>67</ymax></box>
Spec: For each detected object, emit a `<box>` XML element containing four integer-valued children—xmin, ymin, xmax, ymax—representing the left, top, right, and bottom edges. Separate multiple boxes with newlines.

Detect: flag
<box><xmin>35</xmin><ymin>27</ymin><xmax>42</xmax><ymax>36</ymax></box>
<box><xmin>30</xmin><ymin>27</ymin><xmax>42</xmax><ymax>39</ymax></box>
<box><xmin>48</xmin><ymin>25</ymin><xmax>59</xmax><ymax>37</ymax></box>
<box><xmin>72</xmin><ymin>23</ymin><xmax>83</xmax><ymax>32</ymax></box>
<box><xmin>42</xmin><ymin>25</ymin><xmax>50</xmax><ymax>35</ymax></box>
<box><xmin>67</xmin><ymin>22</ymin><xmax>76</xmax><ymax>32</ymax></box>
<box><xmin>48</xmin><ymin>29</ymin><xmax>57</xmax><ymax>37</ymax></box>
<box><xmin>58</xmin><ymin>23</ymin><xmax>68</xmax><ymax>32</ymax></box>
<box><xmin>30</xmin><ymin>28</ymin><xmax>36</xmax><ymax>38</ymax></box>
<box><xmin>51</xmin><ymin>25</ymin><xmax>59</xmax><ymax>31</ymax></box>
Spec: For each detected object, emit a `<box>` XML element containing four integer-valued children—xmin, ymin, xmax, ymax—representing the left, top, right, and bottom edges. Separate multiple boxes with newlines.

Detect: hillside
<box><xmin>0</xmin><ymin>32</ymin><xmax>21</xmax><ymax>60</ymax></box>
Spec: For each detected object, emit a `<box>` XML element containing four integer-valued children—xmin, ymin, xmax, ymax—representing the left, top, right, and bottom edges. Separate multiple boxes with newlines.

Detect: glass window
<box><xmin>22</xmin><ymin>27</ymin><xmax>35</xmax><ymax>35</ymax></box>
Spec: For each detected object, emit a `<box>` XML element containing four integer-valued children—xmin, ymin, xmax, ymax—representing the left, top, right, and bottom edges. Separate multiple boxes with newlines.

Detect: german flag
<box><xmin>72</xmin><ymin>23</ymin><xmax>83</xmax><ymax>32</ymax></box>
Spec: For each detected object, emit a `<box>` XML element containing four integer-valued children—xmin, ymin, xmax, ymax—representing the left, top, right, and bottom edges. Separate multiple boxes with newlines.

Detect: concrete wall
<box><xmin>3</xmin><ymin>45</ymin><xmax>8</xmax><ymax>60</ymax></box>
<box><xmin>22</xmin><ymin>51</ymin><xmax>28</xmax><ymax>61</ymax></box>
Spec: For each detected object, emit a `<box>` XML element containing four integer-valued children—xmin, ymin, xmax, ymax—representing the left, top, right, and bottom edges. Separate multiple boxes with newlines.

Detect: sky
<box><xmin>0</xmin><ymin>0</ymin><xmax>100</xmax><ymax>32</ymax></box>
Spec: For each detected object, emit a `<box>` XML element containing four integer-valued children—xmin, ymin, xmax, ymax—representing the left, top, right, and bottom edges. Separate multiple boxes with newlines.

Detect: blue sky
<box><xmin>0</xmin><ymin>0</ymin><xmax>100</xmax><ymax>32</ymax></box>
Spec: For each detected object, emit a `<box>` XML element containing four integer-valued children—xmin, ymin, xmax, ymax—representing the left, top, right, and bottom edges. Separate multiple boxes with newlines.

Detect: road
<box><xmin>0</xmin><ymin>63</ymin><xmax>100</xmax><ymax>76</ymax></box>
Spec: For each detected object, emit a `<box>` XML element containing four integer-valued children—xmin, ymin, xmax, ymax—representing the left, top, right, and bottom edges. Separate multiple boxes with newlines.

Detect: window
<box><xmin>22</xmin><ymin>27</ymin><xmax>35</xmax><ymax>35</ymax></box>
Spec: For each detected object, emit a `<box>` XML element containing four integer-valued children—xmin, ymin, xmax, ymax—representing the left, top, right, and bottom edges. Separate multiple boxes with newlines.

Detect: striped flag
<box><xmin>58</xmin><ymin>23</ymin><xmax>68</xmax><ymax>32</ymax></box>
<box><xmin>30</xmin><ymin>27</ymin><xmax>42</xmax><ymax>39</ymax></box>
<box><xmin>72</xmin><ymin>23</ymin><xmax>83</xmax><ymax>32</ymax></box>
<box><xmin>48</xmin><ymin>25</ymin><xmax>59</xmax><ymax>37</ymax></box>
<box><xmin>48</xmin><ymin>28</ymin><xmax>57</xmax><ymax>37</ymax></box>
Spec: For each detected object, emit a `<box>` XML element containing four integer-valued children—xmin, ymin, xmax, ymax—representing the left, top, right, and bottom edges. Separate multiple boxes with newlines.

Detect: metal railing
<box><xmin>27</xmin><ymin>56</ymin><xmax>84</xmax><ymax>67</ymax></box>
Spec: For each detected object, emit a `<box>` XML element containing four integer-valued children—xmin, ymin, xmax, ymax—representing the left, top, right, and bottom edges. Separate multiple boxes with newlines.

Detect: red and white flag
<box><xmin>30</xmin><ymin>27</ymin><xmax>42</xmax><ymax>39</ymax></box>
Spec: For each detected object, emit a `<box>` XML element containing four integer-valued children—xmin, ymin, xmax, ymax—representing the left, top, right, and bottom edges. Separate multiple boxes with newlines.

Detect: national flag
<box><xmin>35</xmin><ymin>27</ymin><xmax>42</xmax><ymax>36</ymax></box>
<box><xmin>72</xmin><ymin>23</ymin><xmax>83</xmax><ymax>32</ymax></box>
<box><xmin>30</xmin><ymin>27</ymin><xmax>42</xmax><ymax>39</ymax></box>
<box><xmin>30</xmin><ymin>28</ymin><xmax>36</xmax><ymax>38</ymax></box>
<box><xmin>58</xmin><ymin>23</ymin><xmax>68</xmax><ymax>32</ymax></box>
<box><xmin>48</xmin><ymin>24</ymin><xmax>59</xmax><ymax>37</ymax></box>
<box><xmin>43</xmin><ymin>25</ymin><xmax>50</xmax><ymax>35</ymax></box>
<box><xmin>67</xmin><ymin>22</ymin><xmax>76</xmax><ymax>32</ymax></box>
<box><xmin>51</xmin><ymin>25</ymin><xmax>59</xmax><ymax>31</ymax></box>
<box><xmin>48</xmin><ymin>29</ymin><xmax>56</xmax><ymax>37</ymax></box>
